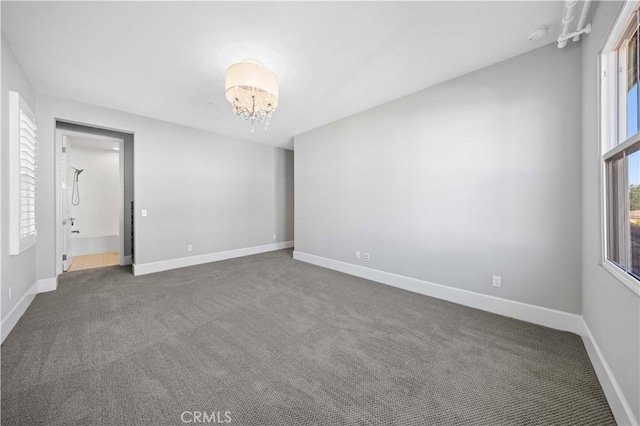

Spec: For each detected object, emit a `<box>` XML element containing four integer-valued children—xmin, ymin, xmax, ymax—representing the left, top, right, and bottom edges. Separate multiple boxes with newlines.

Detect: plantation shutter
<box><xmin>10</xmin><ymin>92</ymin><xmax>37</xmax><ymax>254</ymax></box>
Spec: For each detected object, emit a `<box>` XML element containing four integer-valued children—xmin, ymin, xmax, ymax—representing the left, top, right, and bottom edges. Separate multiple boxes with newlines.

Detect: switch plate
<box><xmin>492</xmin><ymin>275</ymin><xmax>502</xmax><ymax>288</ymax></box>
<box><xmin>141</xmin><ymin>209</ymin><xmax>148</xmax><ymax>217</ymax></box>
<box><xmin>355</xmin><ymin>251</ymin><xmax>361</xmax><ymax>260</ymax></box>
<box><xmin>273</xmin><ymin>234</ymin><xmax>277</xmax><ymax>240</ymax></box>
<box><xmin>188</xmin><ymin>244</ymin><xmax>193</xmax><ymax>252</ymax></box>
<box><xmin>364</xmin><ymin>253</ymin><xmax>370</xmax><ymax>261</ymax></box>
<box><xmin>8</xmin><ymin>287</ymin><xmax>12</xmax><ymax>301</ymax></box>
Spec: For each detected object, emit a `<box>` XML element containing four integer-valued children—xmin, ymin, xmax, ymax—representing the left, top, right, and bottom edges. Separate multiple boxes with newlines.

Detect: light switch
<box><xmin>141</xmin><ymin>209</ymin><xmax>147</xmax><ymax>217</ymax></box>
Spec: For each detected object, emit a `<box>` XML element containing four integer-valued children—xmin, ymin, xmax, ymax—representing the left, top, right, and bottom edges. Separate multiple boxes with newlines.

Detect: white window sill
<box><xmin>602</xmin><ymin>260</ymin><xmax>640</xmax><ymax>296</ymax></box>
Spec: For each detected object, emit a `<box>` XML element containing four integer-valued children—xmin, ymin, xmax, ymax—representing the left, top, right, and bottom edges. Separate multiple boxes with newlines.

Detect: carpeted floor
<box><xmin>1</xmin><ymin>249</ymin><xmax>614</xmax><ymax>425</ymax></box>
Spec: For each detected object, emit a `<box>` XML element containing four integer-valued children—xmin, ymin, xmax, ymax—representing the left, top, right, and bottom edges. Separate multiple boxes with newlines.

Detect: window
<box><xmin>601</xmin><ymin>3</ymin><xmax>640</xmax><ymax>294</ymax></box>
<box><xmin>9</xmin><ymin>91</ymin><xmax>38</xmax><ymax>255</ymax></box>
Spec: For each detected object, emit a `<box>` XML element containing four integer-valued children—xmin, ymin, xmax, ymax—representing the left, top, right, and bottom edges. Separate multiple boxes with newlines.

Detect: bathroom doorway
<box><xmin>55</xmin><ymin>123</ymin><xmax>134</xmax><ymax>274</ymax></box>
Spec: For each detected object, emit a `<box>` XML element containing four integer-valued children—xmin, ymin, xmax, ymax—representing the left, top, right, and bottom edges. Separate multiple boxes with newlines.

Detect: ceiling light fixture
<box><xmin>225</xmin><ymin>60</ymin><xmax>279</xmax><ymax>132</ymax></box>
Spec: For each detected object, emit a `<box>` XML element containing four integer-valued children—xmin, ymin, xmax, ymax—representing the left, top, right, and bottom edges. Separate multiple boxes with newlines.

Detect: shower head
<box><xmin>72</xmin><ymin>167</ymin><xmax>84</xmax><ymax>176</ymax></box>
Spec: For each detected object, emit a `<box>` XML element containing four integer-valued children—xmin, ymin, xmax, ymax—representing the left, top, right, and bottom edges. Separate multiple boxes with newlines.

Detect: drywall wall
<box><xmin>295</xmin><ymin>42</ymin><xmax>582</xmax><ymax>314</ymax></box>
<box><xmin>68</xmin><ymin>144</ymin><xmax>120</xmax><ymax>240</ymax></box>
<box><xmin>1</xmin><ymin>35</ymin><xmax>37</xmax><ymax>325</ymax></box>
<box><xmin>35</xmin><ymin>94</ymin><xmax>294</xmax><ymax>279</ymax></box>
<box><xmin>71</xmin><ymin>236</ymin><xmax>119</xmax><ymax>256</ymax></box>
<box><xmin>581</xmin><ymin>1</ymin><xmax>640</xmax><ymax>422</ymax></box>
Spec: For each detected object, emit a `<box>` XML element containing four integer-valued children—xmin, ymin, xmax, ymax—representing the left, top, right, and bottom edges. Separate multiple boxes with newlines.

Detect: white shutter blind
<box><xmin>9</xmin><ymin>92</ymin><xmax>38</xmax><ymax>254</ymax></box>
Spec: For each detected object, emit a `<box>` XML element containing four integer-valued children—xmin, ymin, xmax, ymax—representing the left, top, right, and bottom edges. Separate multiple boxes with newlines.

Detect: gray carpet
<box><xmin>2</xmin><ymin>249</ymin><xmax>614</xmax><ymax>425</ymax></box>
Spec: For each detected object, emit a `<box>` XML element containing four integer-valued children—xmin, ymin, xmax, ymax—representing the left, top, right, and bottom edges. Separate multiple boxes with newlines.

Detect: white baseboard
<box><xmin>293</xmin><ymin>251</ymin><xmax>584</xmax><ymax>335</ymax></box>
<box><xmin>37</xmin><ymin>276</ymin><xmax>57</xmax><ymax>293</ymax></box>
<box><xmin>1</xmin><ymin>276</ymin><xmax>59</xmax><ymax>344</ymax></box>
<box><xmin>581</xmin><ymin>320</ymin><xmax>639</xmax><ymax>426</ymax></box>
<box><xmin>133</xmin><ymin>241</ymin><xmax>295</xmax><ymax>276</ymax></box>
<box><xmin>0</xmin><ymin>281</ymin><xmax>37</xmax><ymax>344</ymax></box>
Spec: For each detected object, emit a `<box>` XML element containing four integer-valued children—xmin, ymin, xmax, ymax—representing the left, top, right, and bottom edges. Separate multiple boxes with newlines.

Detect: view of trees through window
<box><xmin>630</xmin><ymin>149</ymin><xmax>639</xmax><ymax>278</ymax></box>
<box><xmin>604</xmin><ymin>13</ymin><xmax>640</xmax><ymax>284</ymax></box>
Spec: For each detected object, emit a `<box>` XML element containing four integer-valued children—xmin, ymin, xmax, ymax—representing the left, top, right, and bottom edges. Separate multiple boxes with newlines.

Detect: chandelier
<box><xmin>225</xmin><ymin>60</ymin><xmax>279</xmax><ymax>132</ymax></box>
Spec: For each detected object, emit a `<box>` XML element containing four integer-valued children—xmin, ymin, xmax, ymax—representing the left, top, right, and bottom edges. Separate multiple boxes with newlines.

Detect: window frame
<box><xmin>600</xmin><ymin>1</ymin><xmax>640</xmax><ymax>295</ymax></box>
<box><xmin>9</xmin><ymin>91</ymin><xmax>38</xmax><ymax>255</ymax></box>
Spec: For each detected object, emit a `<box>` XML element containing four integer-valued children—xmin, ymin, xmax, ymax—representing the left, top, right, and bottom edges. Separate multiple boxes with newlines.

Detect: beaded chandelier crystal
<box><xmin>225</xmin><ymin>60</ymin><xmax>279</xmax><ymax>132</ymax></box>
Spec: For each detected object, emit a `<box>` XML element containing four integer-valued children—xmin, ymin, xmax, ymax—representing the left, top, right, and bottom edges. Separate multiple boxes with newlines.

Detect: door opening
<box><xmin>55</xmin><ymin>122</ymin><xmax>134</xmax><ymax>274</ymax></box>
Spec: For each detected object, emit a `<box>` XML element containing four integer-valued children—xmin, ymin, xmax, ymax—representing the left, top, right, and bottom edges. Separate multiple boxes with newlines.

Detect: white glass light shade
<box><xmin>225</xmin><ymin>60</ymin><xmax>278</xmax><ymax>103</ymax></box>
<box><xmin>225</xmin><ymin>60</ymin><xmax>279</xmax><ymax>129</ymax></box>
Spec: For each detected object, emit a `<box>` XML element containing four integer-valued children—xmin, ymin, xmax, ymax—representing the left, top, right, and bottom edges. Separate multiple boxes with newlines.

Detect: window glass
<box><xmin>629</xmin><ymin>147</ymin><xmax>640</xmax><ymax>278</ymax></box>
<box><xmin>627</xmin><ymin>30</ymin><xmax>639</xmax><ymax>139</ymax></box>
<box><xmin>607</xmin><ymin>154</ymin><xmax>626</xmax><ymax>268</ymax></box>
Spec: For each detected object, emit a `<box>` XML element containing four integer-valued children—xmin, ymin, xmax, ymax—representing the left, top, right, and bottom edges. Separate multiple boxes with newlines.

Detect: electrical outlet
<box><xmin>273</xmin><ymin>234</ymin><xmax>277</xmax><ymax>240</ymax></box>
<box><xmin>141</xmin><ymin>209</ymin><xmax>148</xmax><ymax>217</ymax></box>
<box><xmin>188</xmin><ymin>244</ymin><xmax>193</xmax><ymax>252</ymax></box>
<box><xmin>492</xmin><ymin>275</ymin><xmax>502</xmax><ymax>288</ymax></box>
<box><xmin>364</xmin><ymin>253</ymin><xmax>370</xmax><ymax>261</ymax></box>
<box><xmin>8</xmin><ymin>287</ymin><xmax>12</xmax><ymax>301</ymax></box>
<box><xmin>355</xmin><ymin>251</ymin><xmax>361</xmax><ymax>260</ymax></box>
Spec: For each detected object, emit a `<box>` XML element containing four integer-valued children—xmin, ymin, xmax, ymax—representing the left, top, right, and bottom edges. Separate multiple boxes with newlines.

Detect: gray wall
<box><xmin>36</xmin><ymin>94</ymin><xmax>294</xmax><ymax>279</ymax></box>
<box><xmin>581</xmin><ymin>1</ymin><xmax>640</xmax><ymax>421</ymax></box>
<box><xmin>1</xmin><ymin>35</ymin><xmax>37</xmax><ymax>322</ymax></box>
<box><xmin>295</xmin><ymin>43</ymin><xmax>583</xmax><ymax>314</ymax></box>
<box><xmin>56</xmin><ymin>122</ymin><xmax>134</xmax><ymax>259</ymax></box>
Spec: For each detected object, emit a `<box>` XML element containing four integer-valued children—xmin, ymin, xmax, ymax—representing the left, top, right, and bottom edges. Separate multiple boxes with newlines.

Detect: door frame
<box><xmin>55</xmin><ymin>128</ymin><xmax>127</xmax><ymax>275</ymax></box>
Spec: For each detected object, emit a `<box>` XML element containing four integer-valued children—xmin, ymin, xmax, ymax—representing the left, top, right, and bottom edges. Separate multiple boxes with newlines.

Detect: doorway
<box><xmin>55</xmin><ymin>123</ymin><xmax>134</xmax><ymax>274</ymax></box>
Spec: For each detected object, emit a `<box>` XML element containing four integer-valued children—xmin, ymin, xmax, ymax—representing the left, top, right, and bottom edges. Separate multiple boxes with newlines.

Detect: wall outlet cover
<box><xmin>492</xmin><ymin>275</ymin><xmax>502</xmax><ymax>287</ymax></box>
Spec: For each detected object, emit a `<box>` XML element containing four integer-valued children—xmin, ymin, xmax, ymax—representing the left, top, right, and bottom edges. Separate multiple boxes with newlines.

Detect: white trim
<box><xmin>0</xmin><ymin>276</ymin><xmax>59</xmax><ymax>343</ymax></box>
<box><xmin>601</xmin><ymin>50</ymin><xmax>618</xmax><ymax>154</ymax></box>
<box><xmin>293</xmin><ymin>251</ymin><xmax>584</xmax><ymax>335</ymax></box>
<box><xmin>133</xmin><ymin>241</ymin><xmax>294</xmax><ymax>276</ymax></box>
<box><xmin>37</xmin><ymin>276</ymin><xmax>57</xmax><ymax>293</ymax></box>
<box><xmin>117</xmin><ymin>138</ymin><xmax>125</xmax><ymax>266</ymax></box>
<box><xmin>602</xmin><ymin>260</ymin><xmax>640</xmax><ymax>295</ymax></box>
<box><xmin>0</xmin><ymin>281</ymin><xmax>37</xmax><ymax>344</ymax></box>
<box><xmin>603</xmin><ymin>1</ymin><xmax>640</xmax><ymax>52</ymax></box>
<box><xmin>603</xmin><ymin>132</ymin><xmax>640</xmax><ymax>160</ymax></box>
<box><xmin>600</xmin><ymin>52</ymin><xmax>615</xmax><ymax>276</ymax></box>
<box><xmin>617</xmin><ymin>38</ymin><xmax>628</xmax><ymax>144</ymax></box>
<box><xmin>581</xmin><ymin>319</ymin><xmax>639</xmax><ymax>426</ymax></box>
<box><xmin>599</xmin><ymin>2</ymin><xmax>640</xmax><ymax>296</ymax></box>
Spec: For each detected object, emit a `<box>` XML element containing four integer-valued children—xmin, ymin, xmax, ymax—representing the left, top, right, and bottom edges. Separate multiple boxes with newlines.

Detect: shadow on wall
<box><xmin>273</xmin><ymin>147</ymin><xmax>294</xmax><ymax>243</ymax></box>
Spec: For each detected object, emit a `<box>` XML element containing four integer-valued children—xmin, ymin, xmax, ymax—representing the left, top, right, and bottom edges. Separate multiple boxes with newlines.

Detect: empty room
<box><xmin>1</xmin><ymin>1</ymin><xmax>639</xmax><ymax>425</ymax></box>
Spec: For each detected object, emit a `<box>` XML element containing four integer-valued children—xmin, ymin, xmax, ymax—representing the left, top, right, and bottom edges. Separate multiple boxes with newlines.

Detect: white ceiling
<box><xmin>2</xmin><ymin>1</ymin><xmax>566</xmax><ymax>150</ymax></box>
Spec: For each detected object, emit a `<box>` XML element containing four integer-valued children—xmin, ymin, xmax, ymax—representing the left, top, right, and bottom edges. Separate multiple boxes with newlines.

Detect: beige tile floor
<box><xmin>68</xmin><ymin>252</ymin><xmax>119</xmax><ymax>272</ymax></box>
